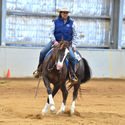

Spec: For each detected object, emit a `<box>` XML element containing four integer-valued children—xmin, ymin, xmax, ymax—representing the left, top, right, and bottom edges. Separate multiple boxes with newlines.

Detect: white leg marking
<box><xmin>49</xmin><ymin>94</ymin><xmax>54</xmax><ymax>105</ymax></box>
<box><xmin>49</xmin><ymin>94</ymin><xmax>56</xmax><ymax>113</ymax></box>
<box><xmin>42</xmin><ymin>103</ymin><xmax>50</xmax><ymax>115</ymax></box>
<box><xmin>57</xmin><ymin>103</ymin><xmax>65</xmax><ymax>115</ymax></box>
<box><xmin>71</xmin><ymin>101</ymin><xmax>75</xmax><ymax>115</ymax></box>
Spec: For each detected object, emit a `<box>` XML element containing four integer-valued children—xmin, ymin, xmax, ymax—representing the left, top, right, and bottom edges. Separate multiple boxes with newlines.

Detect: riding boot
<box><xmin>34</xmin><ymin>57</ymin><xmax>44</xmax><ymax>78</ymax></box>
<box><xmin>70</xmin><ymin>62</ymin><xmax>78</xmax><ymax>82</ymax></box>
<box><xmin>34</xmin><ymin>70</ymin><xmax>40</xmax><ymax>78</ymax></box>
<box><xmin>33</xmin><ymin>41</ymin><xmax>54</xmax><ymax>78</ymax></box>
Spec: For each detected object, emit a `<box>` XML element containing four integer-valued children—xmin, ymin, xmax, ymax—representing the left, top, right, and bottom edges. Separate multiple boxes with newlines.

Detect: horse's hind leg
<box><xmin>71</xmin><ymin>83</ymin><xmax>80</xmax><ymax>115</ymax></box>
<box><xmin>42</xmin><ymin>84</ymin><xmax>60</xmax><ymax>115</ymax></box>
<box><xmin>57</xmin><ymin>83</ymin><xmax>68</xmax><ymax>115</ymax></box>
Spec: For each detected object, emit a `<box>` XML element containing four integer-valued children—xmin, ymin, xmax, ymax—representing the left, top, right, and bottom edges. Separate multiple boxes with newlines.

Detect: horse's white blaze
<box><xmin>57</xmin><ymin>61</ymin><xmax>63</xmax><ymax>70</ymax></box>
<box><xmin>42</xmin><ymin>103</ymin><xmax>50</xmax><ymax>115</ymax></box>
<box><xmin>63</xmin><ymin>48</ymin><xmax>69</xmax><ymax>62</ymax></box>
<box><xmin>57</xmin><ymin>48</ymin><xmax>69</xmax><ymax>70</ymax></box>
<box><xmin>57</xmin><ymin>103</ymin><xmax>65</xmax><ymax>114</ymax></box>
<box><xmin>71</xmin><ymin>101</ymin><xmax>75</xmax><ymax>114</ymax></box>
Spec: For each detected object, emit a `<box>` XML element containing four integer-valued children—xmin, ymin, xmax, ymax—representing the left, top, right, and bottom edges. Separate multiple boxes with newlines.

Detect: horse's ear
<box><xmin>60</xmin><ymin>43</ymin><xmax>65</xmax><ymax>50</ymax></box>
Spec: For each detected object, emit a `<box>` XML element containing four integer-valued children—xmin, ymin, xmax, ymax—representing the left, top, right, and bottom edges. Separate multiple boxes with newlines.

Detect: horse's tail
<box><xmin>81</xmin><ymin>58</ymin><xmax>91</xmax><ymax>83</ymax></box>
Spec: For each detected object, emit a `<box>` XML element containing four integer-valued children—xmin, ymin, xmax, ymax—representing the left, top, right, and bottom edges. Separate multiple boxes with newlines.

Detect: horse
<box><xmin>38</xmin><ymin>40</ymin><xmax>91</xmax><ymax>115</ymax></box>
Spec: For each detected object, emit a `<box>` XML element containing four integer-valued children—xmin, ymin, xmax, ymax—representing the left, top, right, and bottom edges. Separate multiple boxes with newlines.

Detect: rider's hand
<box><xmin>54</xmin><ymin>40</ymin><xmax>59</xmax><ymax>46</ymax></box>
<box><xmin>72</xmin><ymin>46</ymin><xmax>76</xmax><ymax>52</ymax></box>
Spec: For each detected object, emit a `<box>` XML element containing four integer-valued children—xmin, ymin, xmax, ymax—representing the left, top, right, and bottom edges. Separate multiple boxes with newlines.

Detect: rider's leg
<box><xmin>38</xmin><ymin>41</ymin><xmax>54</xmax><ymax>68</ymax></box>
<box><xmin>69</xmin><ymin>46</ymin><xmax>77</xmax><ymax>81</ymax></box>
<box><xmin>34</xmin><ymin>41</ymin><xmax>54</xmax><ymax>78</ymax></box>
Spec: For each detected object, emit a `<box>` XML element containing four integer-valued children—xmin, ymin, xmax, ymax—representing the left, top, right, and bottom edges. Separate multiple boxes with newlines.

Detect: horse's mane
<box><xmin>58</xmin><ymin>40</ymin><xmax>71</xmax><ymax>50</ymax></box>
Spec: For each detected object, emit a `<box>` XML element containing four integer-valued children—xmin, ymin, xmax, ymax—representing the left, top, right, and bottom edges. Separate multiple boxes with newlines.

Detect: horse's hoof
<box><xmin>50</xmin><ymin>105</ymin><xmax>56</xmax><ymax>114</ymax></box>
<box><xmin>41</xmin><ymin>111</ymin><xmax>46</xmax><ymax>116</ymax></box>
<box><xmin>42</xmin><ymin>109</ymin><xmax>48</xmax><ymax>116</ymax></box>
<box><xmin>56</xmin><ymin>110</ymin><xmax>63</xmax><ymax>115</ymax></box>
<box><xmin>70</xmin><ymin>109</ymin><xmax>75</xmax><ymax>115</ymax></box>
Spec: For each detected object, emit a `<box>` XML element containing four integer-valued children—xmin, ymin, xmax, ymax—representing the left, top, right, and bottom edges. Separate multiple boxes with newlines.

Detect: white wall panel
<box><xmin>6</xmin><ymin>0</ymin><xmax>55</xmax><ymax>14</ymax></box>
<box><xmin>6</xmin><ymin>15</ymin><xmax>110</xmax><ymax>46</ymax></box>
<box><xmin>6</xmin><ymin>0</ymin><xmax>112</xmax><ymax>47</ymax></box>
<box><xmin>6</xmin><ymin>15</ymin><xmax>54</xmax><ymax>45</ymax></box>
<box><xmin>73</xmin><ymin>18</ymin><xmax>110</xmax><ymax>46</ymax></box>
<box><xmin>122</xmin><ymin>0</ymin><xmax>125</xmax><ymax>47</ymax></box>
<box><xmin>7</xmin><ymin>0</ymin><xmax>112</xmax><ymax>16</ymax></box>
<box><xmin>122</xmin><ymin>22</ymin><xmax>125</xmax><ymax>47</ymax></box>
<box><xmin>0</xmin><ymin>47</ymin><xmax>125</xmax><ymax>78</ymax></box>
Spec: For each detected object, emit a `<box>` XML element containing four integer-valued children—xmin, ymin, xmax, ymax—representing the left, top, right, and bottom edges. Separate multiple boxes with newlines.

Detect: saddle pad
<box><xmin>43</xmin><ymin>48</ymin><xmax>54</xmax><ymax>62</ymax></box>
<box><xmin>64</xmin><ymin>51</ymin><xmax>82</xmax><ymax>67</ymax></box>
<box><xmin>74</xmin><ymin>51</ymin><xmax>81</xmax><ymax>61</ymax></box>
<box><xmin>43</xmin><ymin>48</ymin><xmax>69</xmax><ymax>67</ymax></box>
<box><xmin>43</xmin><ymin>49</ymin><xmax>81</xmax><ymax>67</ymax></box>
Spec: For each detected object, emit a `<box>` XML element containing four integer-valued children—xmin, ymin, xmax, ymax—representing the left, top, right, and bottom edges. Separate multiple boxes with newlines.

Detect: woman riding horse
<box><xmin>36</xmin><ymin>41</ymin><xmax>91</xmax><ymax>115</ymax></box>
<box><xmin>34</xmin><ymin>7</ymin><xmax>79</xmax><ymax>82</ymax></box>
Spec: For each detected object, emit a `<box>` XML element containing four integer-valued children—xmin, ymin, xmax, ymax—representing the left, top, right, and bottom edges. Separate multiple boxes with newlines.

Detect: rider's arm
<box><xmin>49</xmin><ymin>21</ymin><xmax>56</xmax><ymax>42</ymax></box>
<box><xmin>72</xmin><ymin>22</ymin><xmax>79</xmax><ymax>49</ymax></box>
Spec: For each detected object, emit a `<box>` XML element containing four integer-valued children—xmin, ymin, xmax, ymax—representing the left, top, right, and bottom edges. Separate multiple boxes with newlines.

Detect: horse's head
<box><xmin>56</xmin><ymin>40</ymin><xmax>71</xmax><ymax>70</ymax></box>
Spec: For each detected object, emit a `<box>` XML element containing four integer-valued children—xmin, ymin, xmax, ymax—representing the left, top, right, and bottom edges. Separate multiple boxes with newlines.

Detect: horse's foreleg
<box><xmin>42</xmin><ymin>102</ymin><xmax>50</xmax><ymax>115</ymax></box>
<box><xmin>57</xmin><ymin>83</ymin><xmax>68</xmax><ymax>115</ymax></box>
<box><xmin>42</xmin><ymin>84</ymin><xmax>60</xmax><ymax>115</ymax></box>
<box><xmin>71</xmin><ymin>83</ymin><xmax>80</xmax><ymax>115</ymax></box>
<box><xmin>42</xmin><ymin>76</ymin><xmax>56</xmax><ymax>114</ymax></box>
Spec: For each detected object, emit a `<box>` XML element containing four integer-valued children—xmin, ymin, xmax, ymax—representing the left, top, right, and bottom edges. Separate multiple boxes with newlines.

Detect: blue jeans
<box><xmin>69</xmin><ymin>46</ymin><xmax>76</xmax><ymax>73</ymax></box>
<box><xmin>38</xmin><ymin>41</ymin><xmax>54</xmax><ymax>68</ymax></box>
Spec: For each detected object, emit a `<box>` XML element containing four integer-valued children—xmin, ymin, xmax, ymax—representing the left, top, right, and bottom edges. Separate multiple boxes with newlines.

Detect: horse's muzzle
<box><xmin>57</xmin><ymin>62</ymin><xmax>63</xmax><ymax>70</ymax></box>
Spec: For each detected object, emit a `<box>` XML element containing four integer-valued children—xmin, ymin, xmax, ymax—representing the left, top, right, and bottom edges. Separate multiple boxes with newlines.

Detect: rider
<box><xmin>34</xmin><ymin>7</ymin><xmax>78</xmax><ymax>81</ymax></box>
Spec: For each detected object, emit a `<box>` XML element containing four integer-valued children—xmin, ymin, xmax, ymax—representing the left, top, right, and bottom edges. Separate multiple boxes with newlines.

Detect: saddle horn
<box><xmin>61</xmin><ymin>35</ymin><xmax>64</xmax><ymax>42</ymax></box>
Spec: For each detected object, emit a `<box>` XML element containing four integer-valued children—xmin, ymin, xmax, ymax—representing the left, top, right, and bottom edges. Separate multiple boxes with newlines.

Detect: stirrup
<box><xmin>33</xmin><ymin>69</ymin><xmax>42</xmax><ymax>78</ymax></box>
<box><xmin>67</xmin><ymin>74</ymin><xmax>78</xmax><ymax>91</ymax></box>
<box><xmin>71</xmin><ymin>76</ymin><xmax>77</xmax><ymax>81</ymax></box>
<box><xmin>34</xmin><ymin>72</ymin><xmax>39</xmax><ymax>78</ymax></box>
<box><xmin>33</xmin><ymin>69</ymin><xmax>39</xmax><ymax>75</ymax></box>
<box><xmin>69</xmin><ymin>73</ymin><xmax>78</xmax><ymax>84</ymax></box>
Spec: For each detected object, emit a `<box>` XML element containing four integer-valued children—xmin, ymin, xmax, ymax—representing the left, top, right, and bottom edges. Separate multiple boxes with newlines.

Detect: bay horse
<box><xmin>39</xmin><ymin>40</ymin><xmax>91</xmax><ymax>115</ymax></box>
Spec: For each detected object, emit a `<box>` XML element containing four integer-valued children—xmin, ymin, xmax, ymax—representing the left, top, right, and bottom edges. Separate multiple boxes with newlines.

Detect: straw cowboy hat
<box><xmin>56</xmin><ymin>7</ymin><xmax>71</xmax><ymax>13</ymax></box>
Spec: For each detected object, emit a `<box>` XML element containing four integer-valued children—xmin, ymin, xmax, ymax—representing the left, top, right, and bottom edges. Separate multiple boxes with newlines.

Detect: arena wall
<box><xmin>0</xmin><ymin>46</ymin><xmax>125</xmax><ymax>79</ymax></box>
